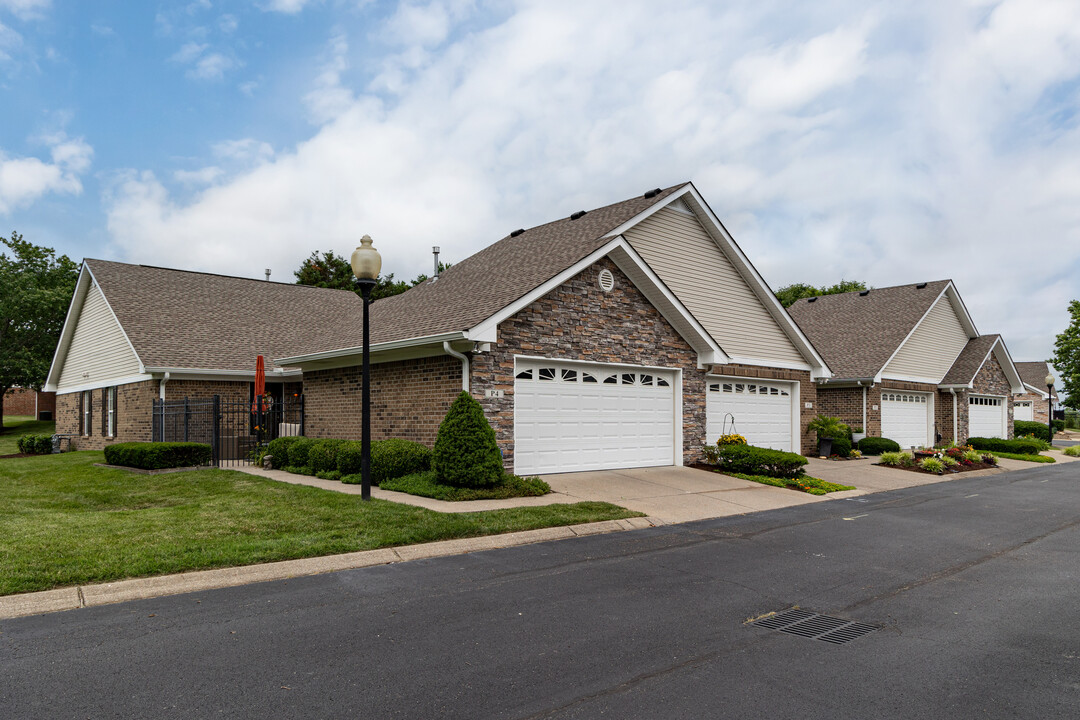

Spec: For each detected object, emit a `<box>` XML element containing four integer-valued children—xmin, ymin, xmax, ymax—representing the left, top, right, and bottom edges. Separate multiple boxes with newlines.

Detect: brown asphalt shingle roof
<box><xmin>786</xmin><ymin>280</ymin><xmax>952</xmax><ymax>379</ymax></box>
<box><xmin>86</xmin><ymin>184</ymin><xmax>689</xmax><ymax>370</ymax></box>
<box><xmin>941</xmin><ymin>334</ymin><xmax>999</xmax><ymax>385</ymax></box>
<box><xmin>86</xmin><ymin>259</ymin><xmax>366</xmax><ymax>372</ymax></box>
<box><xmin>1016</xmin><ymin>361</ymin><xmax>1058</xmax><ymax>398</ymax></box>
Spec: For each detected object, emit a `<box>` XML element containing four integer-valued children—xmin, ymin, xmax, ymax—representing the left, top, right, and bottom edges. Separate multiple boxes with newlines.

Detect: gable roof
<box><xmin>1016</xmin><ymin>361</ymin><xmax>1058</xmax><ymax>399</ymax></box>
<box><xmin>786</xmin><ymin>280</ymin><xmax>954</xmax><ymax>380</ymax></box>
<box><xmin>47</xmin><ymin>260</ymin><xmax>367</xmax><ymax>385</ymax></box>
<box><xmin>940</xmin><ymin>334</ymin><xmax>1001</xmax><ymax>386</ymax></box>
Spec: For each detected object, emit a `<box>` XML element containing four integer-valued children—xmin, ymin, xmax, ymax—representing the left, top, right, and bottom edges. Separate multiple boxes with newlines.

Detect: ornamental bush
<box><xmin>879</xmin><ymin>451</ymin><xmax>914</xmax><ymax>467</ymax></box>
<box><xmin>266</xmin><ymin>436</ymin><xmax>303</xmax><ymax>468</ymax></box>
<box><xmin>433</xmin><ymin>391</ymin><xmax>503</xmax><ymax>488</ymax></box>
<box><xmin>338</xmin><ymin>438</ymin><xmax>432</xmax><ymax>485</ymax></box>
<box><xmin>967</xmin><ymin>437</ymin><xmax>1042</xmax><ymax>455</ymax></box>
<box><xmin>1063</xmin><ymin>446</ymin><xmax>1080</xmax><ymax>457</ymax></box>
<box><xmin>714</xmin><ymin>444</ymin><xmax>807</xmax><ymax>479</ymax></box>
<box><xmin>829</xmin><ymin>437</ymin><xmax>852</xmax><ymax>458</ymax></box>
<box><xmin>16</xmin><ymin>434</ymin><xmax>53</xmax><ymax>455</ymax></box>
<box><xmin>1014</xmin><ymin>420</ymin><xmax>1051</xmax><ymax>442</ymax></box>
<box><xmin>920</xmin><ymin>457</ymin><xmax>945</xmax><ymax>473</ymax></box>
<box><xmin>286</xmin><ymin>438</ymin><xmax>316</xmax><ymax>469</ymax></box>
<box><xmin>308</xmin><ymin>439</ymin><xmax>347</xmax><ymax>473</ymax></box>
<box><xmin>857</xmin><ymin>437</ymin><xmax>901</xmax><ymax>455</ymax></box>
<box><xmin>103</xmin><ymin>442</ymin><xmax>211</xmax><ymax>470</ymax></box>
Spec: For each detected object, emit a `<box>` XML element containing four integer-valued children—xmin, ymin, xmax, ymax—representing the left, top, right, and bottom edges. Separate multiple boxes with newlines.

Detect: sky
<box><xmin>1</xmin><ymin>0</ymin><xmax>1078</xmax><ymax>370</ymax></box>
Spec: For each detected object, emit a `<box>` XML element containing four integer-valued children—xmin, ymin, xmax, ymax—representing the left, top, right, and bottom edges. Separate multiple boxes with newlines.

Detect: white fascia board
<box><xmin>617</xmin><ymin>182</ymin><xmax>832</xmax><ymax>378</ymax></box>
<box><xmin>54</xmin><ymin>373</ymin><xmax>155</xmax><ymax>395</ymax></box>
<box><xmin>87</xmin><ymin>264</ymin><xmax>147</xmax><ymax>375</ymax></box>
<box><xmin>1021</xmin><ymin>382</ymin><xmax>1050</xmax><ymax>399</ymax></box>
<box><xmin>44</xmin><ymin>266</ymin><xmax>92</xmax><ymax>391</ymax></box>
<box><xmin>721</xmin><ymin>356</ymin><xmax>813</xmax><ymax>373</ymax></box>
<box><xmin>467</xmin><ymin>236</ymin><xmax>726</xmax><ymax>366</ymax></box>
<box><xmin>990</xmin><ymin>338</ymin><xmax>1026</xmax><ymax>394</ymax></box>
<box><xmin>944</xmin><ymin>282</ymin><xmax>980</xmax><ymax>337</ymax></box>
<box><xmin>880</xmin><ymin>372</ymin><xmax>945</xmax><ymax>385</ymax></box>
<box><xmin>144</xmin><ymin>367</ymin><xmax>304</xmax><ymax>381</ymax></box>
<box><xmin>274</xmin><ymin>331</ymin><xmax>466</xmax><ymax>367</ymax></box>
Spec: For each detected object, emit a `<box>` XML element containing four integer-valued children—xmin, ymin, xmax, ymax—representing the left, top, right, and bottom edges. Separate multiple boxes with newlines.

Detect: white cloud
<box><xmin>174</xmin><ymin>166</ymin><xmax>224</xmax><ymax>185</ymax></box>
<box><xmin>170</xmin><ymin>41</ymin><xmax>207</xmax><ymax>64</ymax></box>
<box><xmin>218</xmin><ymin>14</ymin><xmax>238</xmax><ymax>34</ymax></box>
<box><xmin>0</xmin><ymin>20</ymin><xmax>20</xmax><ymax>62</ymax></box>
<box><xmin>0</xmin><ymin>134</ymin><xmax>92</xmax><ymax>214</ymax></box>
<box><xmin>104</xmin><ymin>0</ymin><xmax>1080</xmax><ymax>361</ymax></box>
<box><xmin>190</xmin><ymin>51</ymin><xmax>238</xmax><ymax>80</ymax></box>
<box><xmin>90</xmin><ymin>23</ymin><xmax>114</xmax><ymax>37</ymax></box>
<box><xmin>0</xmin><ymin>0</ymin><xmax>50</xmax><ymax>21</ymax></box>
<box><xmin>259</xmin><ymin>0</ymin><xmax>316</xmax><ymax>13</ymax></box>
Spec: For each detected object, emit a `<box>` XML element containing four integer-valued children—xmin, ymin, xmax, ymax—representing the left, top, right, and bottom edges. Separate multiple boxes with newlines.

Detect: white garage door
<box><xmin>970</xmin><ymin>396</ymin><xmax>1005</xmax><ymax>438</ymax></box>
<box><xmin>1014</xmin><ymin>401</ymin><xmax>1033</xmax><ymax>422</ymax></box>
<box><xmin>706</xmin><ymin>379</ymin><xmax>793</xmax><ymax>452</ymax></box>
<box><xmin>514</xmin><ymin>359</ymin><xmax>676</xmax><ymax>475</ymax></box>
<box><xmin>881</xmin><ymin>392</ymin><xmax>931</xmax><ymax>449</ymax></box>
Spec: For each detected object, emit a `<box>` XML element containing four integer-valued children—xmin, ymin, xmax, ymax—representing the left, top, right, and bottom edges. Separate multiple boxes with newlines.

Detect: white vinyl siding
<box><xmin>883</xmin><ymin>295</ymin><xmax>970</xmax><ymax>382</ymax></box>
<box><xmin>624</xmin><ymin>207</ymin><xmax>805</xmax><ymax>366</ymax></box>
<box><xmin>57</xmin><ymin>284</ymin><xmax>141</xmax><ymax>391</ymax></box>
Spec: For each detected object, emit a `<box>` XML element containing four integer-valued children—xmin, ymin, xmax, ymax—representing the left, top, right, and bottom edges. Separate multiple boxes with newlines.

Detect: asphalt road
<box><xmin>4</xmin><ymin>462</ymin><xmax>1080</xmax><ymax>719</ymax></box>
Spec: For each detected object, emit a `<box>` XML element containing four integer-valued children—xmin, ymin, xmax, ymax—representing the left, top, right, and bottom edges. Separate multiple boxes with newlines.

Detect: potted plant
<box><xmin>851</xmin><ymin>427</ymin><xmax>866</xmax><ymax>443</ymax></box>
<box><xmin>807</xmin><ymin>415</ymin><xmax>850</xmax><ymax>457</ymax></box>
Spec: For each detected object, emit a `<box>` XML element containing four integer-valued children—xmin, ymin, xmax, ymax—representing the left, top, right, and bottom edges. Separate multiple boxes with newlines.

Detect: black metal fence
<box><xmin>152</xmin><ymin>395</ymin><xmax>304</xmax><ymax>467</ymax></box>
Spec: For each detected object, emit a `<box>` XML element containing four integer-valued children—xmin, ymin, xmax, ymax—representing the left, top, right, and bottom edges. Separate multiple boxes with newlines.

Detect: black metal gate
<box><xmin>152</xmin><ymin>394</ymin><xmax>304</xmax><ymax>467</ymax></box>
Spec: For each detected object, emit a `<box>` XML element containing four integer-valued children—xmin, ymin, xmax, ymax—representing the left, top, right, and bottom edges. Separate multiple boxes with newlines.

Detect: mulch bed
<box><xmin>873</xmin><ymin>461</ymin><xmax>997</xmax><ymax>475</ymax></box>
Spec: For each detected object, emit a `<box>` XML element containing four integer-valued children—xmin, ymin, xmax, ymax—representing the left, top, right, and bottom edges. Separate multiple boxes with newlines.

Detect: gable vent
<box><xmin>643</xmin><ymin>188</ymin><xmax>662</xmax><ymax>198</ymax></box>
<box><xmin>570</xmin><ymin>210</ymin><xmax>587</xmax><ymax>221</ymax></box>
<box><xmin>916</xmin><ymin>282</ymin><xmax>927</xmax><ymax>289</ymax></box>
<box><xmin>598</xmin><ymin>268</ymin><xmax>615</xmax><ymax>292</ymax></box>
<box><xmin>510</xmin><ymin>228</ymin><xmax>525</xmax><ymax>237</ymax></box>
<box><xmin>859</xmin><ymin>290</ymin><xmax>870</xmax><ymax>296</ymax></box>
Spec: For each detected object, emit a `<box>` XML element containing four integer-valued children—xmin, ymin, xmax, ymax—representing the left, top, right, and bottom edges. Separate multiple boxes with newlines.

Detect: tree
<box><xmin>0</xmin><ymin>233</ymin><xmax>79</xmax><ymax>429</ymax></box>
<box><xmin>294</xmin><ymin>250</ymin><xmax>450</xmax><ymax>301</ymax></box>
<box><xmin>775</xmin><ymin>279</ymin><xmax>869</xmax><ymax>308</ymax></box>
<box><xmin>1052</xmin><ymin>299</ymin><xmax>1080</xmax><ymax>410</ymax></box>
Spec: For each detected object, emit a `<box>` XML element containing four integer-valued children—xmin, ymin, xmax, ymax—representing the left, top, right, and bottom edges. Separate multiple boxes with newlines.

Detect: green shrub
<box><xmin>714</xmin><ymin>444</ymin><xmax>807</xmax><ymax>479</ymax></box>
<box><xmin>982</xmin><ymin>453</ymin><xmax>998</xmax><ymax>465</ymax></box>
<box><xmin>1063</xmin><ymin>446</ymin><xmax>1080</xmax><ymax>457</ymax></box>
<box><xmin>1053</xmin><ymin>419</ymin><xmax>1065</xmax><ymax>432</ymax></box>
<box><xmin>337</xmin><ymin>439</ymin><xmax>433</xmax><ymax>484</ymax></box>
<box><xmin>1014</xmin><ymin>420</ymin><xmax>1051</xmax><ymax>442</ymax></box>
<box><xmin>283</xmin><ymin>465</ymin><xmax>315</xmax><ymax>476</ymax></box>
<box><xmin>103</xmin><ymin>442</ymin><xmax>211</xmax><ymax>470</ymax></box>
<box><xmin>379</xmin><ymin>470</ymin><xmax>551</xmax><ymax>501</ymax></box>
<box><xmin>308</xmin><ymin>439</ymin><xmax>347</xmax><ymax>473</ymax></box>
<box><xmin>967</xmin><ymin>437</ymin><xmax>1042</xmax><ymax>455</ymax></box>
<box><xmin>829</xmin><ymin>437</ymin><xmax>852</xmax><ymax>458</ymax></box>
<box><xmin>16</xmin><ymin>434</ymin><xmax>53</xmax><ymax>455</ymax></box>
<box><xmin>920</xmin><ymin>457</ymin><xmax>944</xmax><ymax>473</ymax></box>
<box><xmin>879</xmin><ymin>451</ymin><xmax>914</xmax><ymax>467</ymax></box>
<box><xmin>315</xmin><ymin>469</ymin><xmax>342</xmax><ymax>481</ymax></box>
<box><xmin>858</xmin><ymin>437</ymin><xmax>901</xmax><ymax>455</ymax></box>
<box><xmin>962</xmin><ymin>448</ymin><xmax>983</xmax><ymax>463</ymax></box>
<box><xmin>1015</xmin><ymin>434</ymin><xmax>1051</xmax><ymax>451</ymax></box>
<box><xmin>433</xmin><ymin>391</ymin><xmax>503</xmax><ymax>488</ymax></box>
<box><xmin>286</xmin><ymin>438</ymin><xmax>316</xmax><ymax>468</ymax></box>
<box><xmin>266</xmin><ymin>436</ymin><xmax>303</xmax><ymax>468</ymax></box>
<box><xmin>940</xmin><ymin>455</ymin><xmax>958</xmax><ymax>467</ymax></box>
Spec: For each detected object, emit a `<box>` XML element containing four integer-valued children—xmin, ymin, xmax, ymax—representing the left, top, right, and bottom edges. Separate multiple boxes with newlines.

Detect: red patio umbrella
<box><xmin>254</xmin><ymin>355</ymin><xmax>266</xmax><ymax>409</ymax></box>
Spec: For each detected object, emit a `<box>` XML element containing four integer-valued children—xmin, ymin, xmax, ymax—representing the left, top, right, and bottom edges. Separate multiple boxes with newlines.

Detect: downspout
<box><xmin>949</xmin><ymin>388</ymin><xmax>958</xmax><ymax>443</ymax></box>
<box><xmin>157</xmin><ymin>372</ymin><xmax>170</xmax><ymax>443</ymax></box>
<box><xmin>159</xmin><ymin>371</ymin><xmax>170</xmax><ymax>400</ymax></box>
<box><xmin>443</xmin><ymin>342</ymin><xmax>469</xmax><ymax>392</ymax></box>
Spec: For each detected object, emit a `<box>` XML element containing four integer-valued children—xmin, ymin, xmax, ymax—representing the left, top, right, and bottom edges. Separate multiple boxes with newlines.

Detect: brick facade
<box><xmin>812</xmin><ymin>385</ymin><xmax>881</xmax><ymax>443</ymax></box>
<box><xmin>472</xmin><ymin>258</ymin><xmax>709</xmax><ymax>470</ymax></box>
<box><xmin>56</xmin><ymin>380</ymin><xmax>158</xmax><ymax>450</ymax></box>
<box><xmin>303</xmin><ymin>356</ymin><xmax>462</xmax><ymax>445</ymax></box>
<box><xmin>2</xmin><ymin>387</ymin><xmax>55</xmax><ymax>418</ymax></box>
<box><xmin>708</xmin><ymin>364</ymin><xmax>818</xmax><ymax>455</ymax></box>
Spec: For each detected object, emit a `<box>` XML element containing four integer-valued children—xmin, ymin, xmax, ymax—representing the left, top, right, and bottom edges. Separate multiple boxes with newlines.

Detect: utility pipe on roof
<box><xmin>444</xmin><ymin>342</ymin><xmax>469</xmax><ymax>392</ymax></box>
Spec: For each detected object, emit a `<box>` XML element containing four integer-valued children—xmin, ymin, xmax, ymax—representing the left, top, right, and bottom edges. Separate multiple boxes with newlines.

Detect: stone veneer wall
<box><xmin>709</xmin><ymin>364</ymin><xmax>818</xmax><ymax>455</ymax></box>
<box><xmin>1012</xmin><ymin>391</ymin><xmax>1053</xmax><ymax>425</ymax></box>
<box><xmin>471</xmin><ymin>258</ymin><xmax>708</xmax><ymax>471</ymax></box>
<box><xmin>303</xmin><ymin>356</ymin><xmax>461</xmax><ymax>444</ymax></box>
<box><xmin>56</xmin><ymin>380</ymin><xmax>158</xmax><ymax>450</ymax></box>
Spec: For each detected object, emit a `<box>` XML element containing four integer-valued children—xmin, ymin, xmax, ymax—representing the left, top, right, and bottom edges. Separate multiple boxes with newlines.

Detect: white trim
<box><xmin>468</xmin><ymin>237</ymin><xmax>726</xmax><ymax>366</ymax></box>
<box><xmin>880</xmin><ymin>373</ymin><xmax>946</xmax><ymax>385</ymax></box>
<box><xmin>275</xmin><ymin>332</ymin><xmax>466</xmax><ymax>367</ymax></box>
<box><xmin>722</xmin><ymin>356</ymin><xmax>813</xmax><ymax>372</ymax></box>
<box><xmin>988</xmin><ymin>338</ymin><xmax>1026</xmax><ymax>394</ymax></box>
<box><xmin>144</xmin><ymin>366</ymin><xmax>303</xmax><ymax>379</ymax></box>
<box><xmin>706</xmin><ymin>372</ymin><xmax>799</xmax><ymax>453</ymax></box>
<box><xmin>1021</xmin><ymin>382</ymin><xmax>1050</xmax><ymax>399</ymax></box>
<box><xmin>513</xmin><ymin>354</ymin><xmax>677</xmax><ymax>373</ymax></box>
<box><xmin>55</xmin><ymin>373</ymin><xmax>155</xmax><ymax>395</ymax></box>
<box><xmin>611</xmin><ymin>184</ymin><xmax>832</xmax><ymax>378</ymax></box>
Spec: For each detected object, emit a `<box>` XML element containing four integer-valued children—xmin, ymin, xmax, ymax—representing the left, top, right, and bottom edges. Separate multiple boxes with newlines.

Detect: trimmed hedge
<box><xmin>433</xmin><ymin>391</ymin><xmax>503</xmax><ymax>488</ymax></box>
<box><xmin>286</xmin><ymin>438</ymin><xmax>316</xmax><ymax>469</ymax></box>
<box><xmin>338</xmin><ymin>438</ymin><xmax>432</xmax><ymax>485</ymax></box>
<box><xmin>266</xmin><ymin>436</ymin><xmax>303</xmax><ymax>468</ymax></box>
<box><xmin>857</xmin><ymin>437</ymin><xmax>901</xmax><ymax>456</ymax></box>
<box><xmin>308</xmin><ymin>439</ymin><xmax>348</xmax><ymax>473</ymax></box>
<box><xmin>16</xmin><ymin>434</ymin><xmax>53</xmax><ymax>455</ymax></box>
<box><xmin>103</xmin><ymin>442</ymin><xmax>211</xmax><ymax>470</ymax></box>
<box><xmin>1014</xmin><ymin>420</ymin><xmax>1051</xmax><ymax>442</ymax></box>
<box><xmin>1053</xmin><ymin>419</ymin><xmax>1065</xmax><ymax>432</ymax></box>
<box><xmin>714</xmin><ymin>444</ymin><xmax>807</xmax><ymax>479</ymax></box>
<box><xmin>828</xmin><ymin>437</ymin><xmax>852</xmax><ymax>458</ymax></box>
<box><xmin>967</xmin><ymin>437</ymin><xmax>1042</xmax><ymax>456</ymax></box>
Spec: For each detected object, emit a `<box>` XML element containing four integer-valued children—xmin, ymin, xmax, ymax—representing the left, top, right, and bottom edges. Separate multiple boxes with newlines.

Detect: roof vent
<box><xmin>643</xmin><ymin>188</ymin><xmax>662</xmax><ymax>198</ymax></box>
<box><xmin>807</xmin><ymin>297</ymin><xmax>817</xmax><ymax>303</ymax></box>
<box><xmin>570</xmin><ymin>210</ymin><xmax>587</xmax><ymax>221</ymax></box>
<box><xmin>859</xmin><ymin>290</ymin><xmax>870</xmax><ymax>296</ymax></box>
<box><xmin>916</xmin><ymin>282</ymin><xmax>927</xmax><ymax>289</ymax></box>
<box><xmin>510</xmin><ymin>228</ymin><xmax>525</xmax><ymax>237</ymax></box>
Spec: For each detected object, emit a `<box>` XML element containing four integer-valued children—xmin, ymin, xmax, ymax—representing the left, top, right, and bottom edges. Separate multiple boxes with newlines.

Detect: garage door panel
<box><xmin>969</xmin><ymin>396</ymin><xmax>1005</xmax><ymax>438</ymax></box>
<box><xmin>706</xmin><ymin>379</ymin><xmax>793</xmax><ymax>452</ymax></box>
<box><xmin>515</xmin><ymin>359</ymin><xmax>676</xmax><ymax>475</ymax></box>
<box><xmin>881</xmin><ymin>392</ymin><xmax>930</xmax><ymax>448</ymax></box>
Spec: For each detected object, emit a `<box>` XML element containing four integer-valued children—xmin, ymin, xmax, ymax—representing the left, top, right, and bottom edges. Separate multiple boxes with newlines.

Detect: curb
<box><xmin>0</xmin><ymin>516</ymin><xmax>662</xmax><ymax>621</ymax></box>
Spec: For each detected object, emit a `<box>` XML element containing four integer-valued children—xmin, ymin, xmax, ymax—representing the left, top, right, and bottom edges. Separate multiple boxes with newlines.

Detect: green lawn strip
<box><xmin>990</xmin><ymin>451</ymin><xmax>1055</xmax><ymax>463</ymax></box>
<box><xmin>722</xmin><ymin>471</ymin><xmax>855</xmax><ymax>496</ymax></box>
<box><xmin>0</xmin><ymin>452</ymin><xmax>639</xmax><ymax>596</ymax></box>
<box><xmin>379</xmin><ymin>470</ymin><xmax>550</xmax><ymax>501</ymax></box>
<box><xmin>0</xmin><ymin>415</ymin><xmax>56</xmax><ymax>455</ymax></box>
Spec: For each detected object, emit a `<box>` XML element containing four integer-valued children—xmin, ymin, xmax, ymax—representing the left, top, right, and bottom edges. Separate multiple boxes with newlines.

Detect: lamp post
<box><xmin>1046</xmin><ymin>373</ymin><xmax>1055</xmax><ymax>445</ymax></box>
<box><xmin>351</xmin><ymin>235</ymin><xmax>382</xmax><ymax>501</ymax></box>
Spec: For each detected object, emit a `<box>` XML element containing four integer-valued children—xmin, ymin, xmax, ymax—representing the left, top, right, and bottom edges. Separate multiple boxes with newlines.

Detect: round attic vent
<box><xmin>598</xmin><ymin>268</ymin><xmax>615</xmax><ymax>292</ymax></box>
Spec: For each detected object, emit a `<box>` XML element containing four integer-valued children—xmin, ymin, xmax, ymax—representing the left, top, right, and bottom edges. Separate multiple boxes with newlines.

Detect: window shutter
<box><xmin>78</xmin><ymin>393</ymin><xmax>84</xmax><ymax>435</ymax></box>
<box><xmin>87</xmin><ymin>391</ymin><xmax>93</xmax><ymax>436</ymax></box>
<box><xmin>101</xmin><ymin>388</ymin><xmax>108</xmax><ymax>436</ymax></box>
<box><xmin>113</xmin><ymin>387</ymin><xmax>120</xmax><ymax>438</ymax></box>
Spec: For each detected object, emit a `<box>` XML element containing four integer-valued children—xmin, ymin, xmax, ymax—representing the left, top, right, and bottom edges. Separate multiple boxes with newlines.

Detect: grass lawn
<box><xmin>0</xmin><ymin>451</ymin><xmax>640</xmax><ymax>596</ymax></box>
<box><xmin>0</xmin><ymin>415</ymin><xmax>56</xmax><ymax>455</ymax></box>
<box><xmin>724</xmin><ymin>472</ymin><xmax>855</xmax><ymax>496</ymax></box>
<box><xmin>990</xmin><ymin>451</ymin><xmax>1055</xmax><ymax>463</ymax></box>
<box><xmin>378</xmin><ymin>470</ymin><xmax>551</xmax><ymax>501</ymax></box>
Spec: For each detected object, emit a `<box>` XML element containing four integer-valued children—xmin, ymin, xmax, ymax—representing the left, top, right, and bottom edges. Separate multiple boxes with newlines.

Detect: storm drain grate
<box><xmin>751</xmin><ymin>608</ymin><xmax>878</xmax><ymax>645</ymax></box>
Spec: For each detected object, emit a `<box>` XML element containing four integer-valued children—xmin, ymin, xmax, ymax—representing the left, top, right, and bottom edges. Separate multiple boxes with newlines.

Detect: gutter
<box><xmin>443</xmin><ymin>342</ymin><xmax>470</xmax><ymax>392</ymax></box>
<box><xmin>275</xmin><ymin>331</ymin><xmax>467</xmax><ymax>367</ymax></box>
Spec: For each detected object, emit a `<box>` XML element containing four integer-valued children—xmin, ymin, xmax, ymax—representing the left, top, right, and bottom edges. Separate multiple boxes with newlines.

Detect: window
<box><xmin>82</xmin><ymin>390</ymin><xmax>92</xmax><ymax>436</ymax></box>
<box><xmin>657</xmin><ymin>378</ymin><xmax>670</xmax><ymax>387</ymax></box>
<box><xmin>516</xmin><ymin>369</ymin><xmax>533</xmax><ymax>380</ymax></box>
<box><xmin>582</xmin><ymin>372</ymin><xmax>597</xmax><ymax>383</ymax></box>
<box><xmin>561</xmin><ymin>369</ymin><xmax>577</xmax><ymax>382</ymax></box>
<box><xmin>107</xmin><ymin>387</ymin><xmax>117</xmax><ymax>437</ymax></box>
<box><xmin>538</xmin><ymin>367</ymin><xmax>556</xmax><ymax>381</ymax></box>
